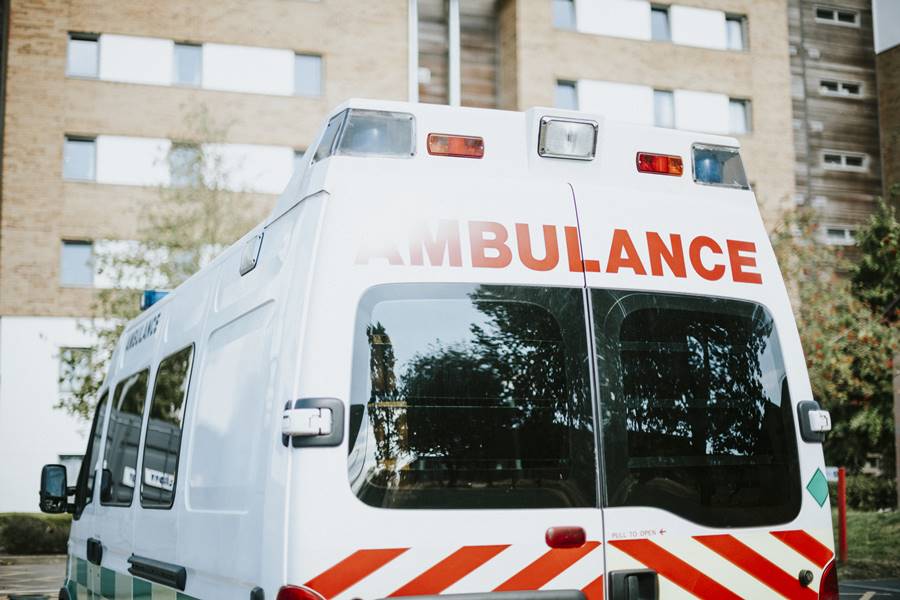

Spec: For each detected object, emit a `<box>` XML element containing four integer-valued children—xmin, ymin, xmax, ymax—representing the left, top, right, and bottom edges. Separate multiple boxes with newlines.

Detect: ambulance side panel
<box><xmin>175</xmin><ymin>195</ymin><xmax>322</xmax><ymax>598</ymax></box>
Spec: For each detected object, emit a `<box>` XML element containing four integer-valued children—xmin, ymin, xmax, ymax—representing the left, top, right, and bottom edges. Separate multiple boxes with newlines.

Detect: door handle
<box><xmin>86</xmin><ymin>537</ymin><xmax>103</xmax><ymax>565</ymax></box>
<box><xmin>608</xmin><ymin>569</ymin><xmax>658</xmax><ymax>600</ymax></box>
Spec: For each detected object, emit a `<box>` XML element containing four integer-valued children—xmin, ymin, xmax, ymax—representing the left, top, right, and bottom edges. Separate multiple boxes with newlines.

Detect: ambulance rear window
<box><xmin>593</xmin><ymin>291</ymin><xmax>801</xmax><ymax>527</ymax></box>
<box><xmin>348</xmin><ymin>284</ymin><xmax>597</xmax><ymax>509</ymax></box>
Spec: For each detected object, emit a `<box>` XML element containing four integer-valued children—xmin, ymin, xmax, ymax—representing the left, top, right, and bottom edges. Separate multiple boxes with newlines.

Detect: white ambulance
<box><xmin>40</xmin><ymin>99</ymin><xmax>838</xmax><ymax>600</ymax></box>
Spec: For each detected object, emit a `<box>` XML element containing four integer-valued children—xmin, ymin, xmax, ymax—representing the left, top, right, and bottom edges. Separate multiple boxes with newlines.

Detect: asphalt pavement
<box><xmin>0</xmin><ymin>555</ymin><xmax>64</xmax><ymax>599</ymax></box>
<box><xmin>1</xmin><ymin>555</ymin><xmax>898</xmax><ymax>599</ymax></box>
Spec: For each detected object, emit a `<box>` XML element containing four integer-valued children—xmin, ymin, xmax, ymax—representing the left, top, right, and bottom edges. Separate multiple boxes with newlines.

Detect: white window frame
<box><xmin>821</xmin><ymin>150</ymin><xmax>869</xmax><ymax>172</ymax></box>
<box><xmin>814</xmin><ymin>5</ymin><xmax>860</xmax><ymax>27</ymax></box>
<box><xmin>821</xmin><ymin>225</ymin><xmax>856</xmax><ymax>246</ymax></box>
<box><xmin>819</xmin><ymin>78</ymin><xmax>863</xmax><ymax>98</ymax></box>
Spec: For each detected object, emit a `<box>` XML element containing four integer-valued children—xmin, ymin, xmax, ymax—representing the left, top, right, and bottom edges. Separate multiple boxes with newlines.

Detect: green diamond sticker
<box><xmin>807</xmin><ymin>468</ymin><xmax>829</xmax><ymax>507</ymax></box>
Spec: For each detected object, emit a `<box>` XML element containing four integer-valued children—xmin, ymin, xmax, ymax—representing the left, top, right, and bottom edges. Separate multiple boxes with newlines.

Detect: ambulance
<box><xmin>39</xmin><ymin>99</ymin><xmax>838</xmax><ymax>600</ymax></box>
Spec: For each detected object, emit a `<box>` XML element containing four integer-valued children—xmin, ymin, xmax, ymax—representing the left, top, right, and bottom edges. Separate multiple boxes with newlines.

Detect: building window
<box><xmin>63</xmin><ymin>136</ymin><xmax>96</xmax><ymax>181</ymax></box>
<box><xmin>555</xmin><ymin>80</ymin><xmax>578</xmax><ymax>110</ymax></box>
<box><xmin>59</xmin><ymin>347</ymin><xmax>92</xmax><ymax>394</ymax></box>
<box><xmin>819</xmin><ymin>78</ymin><xmax>862</xmax><ymax>97</ymax></box>
<box><xmin>60</xmin><ymin>240</ymin><xmax>94</xmax><ymax>287</ymax></box>
<box><xmin>67</xmin><ymin>33</ymin><xmax>99</xmax><ymax>78</ymax></box>
<box><xmin>729</xmin><ymin>99</ymin><xmax>751</xmax><ymax>134</ymax></box>
<box><xmin>823</xmin><ymin>225</ymin><xmax>856</xmax><ymax>245</ymax></box>
<box><xmin>651</xmin><ymin>6</ymin><xmax>671</xmax><ymax>42</ymax></box>
<box><xmin>814</xmin><ymin>5</ymin><xmax>860</xmax><ymax>26</ymax></box>
<box><xmin>168</xmin><ymin>143</ymin><xmax>203</xmax><ymax>187</ymax></box>
<box><xmin>294</xmin><ymin>54</ymin><xmax>322</xmax><ymax>96</ymax></box>
<box><xmin>173</xmin><ymin>43</ymin><xmax>202</xmax><ymax>87</ymax></box>
<box><xmin>553</xmin><ymin>0</ymin><xmax>576</xmax><ymax>30</ymax></box>
<box><xmin>725</xmin><ymin>15</ymin><xmax>747</xmax><ymax>50</ymax></box>
<box><xmin>822</xmin><ymin>150</ymin><xmax>868</xmax><ymax>171</ymax></box>
<box><xmin>653</xmin><ymin>90</ymin><xmax>675</xmax><ymax>128</ymax></box>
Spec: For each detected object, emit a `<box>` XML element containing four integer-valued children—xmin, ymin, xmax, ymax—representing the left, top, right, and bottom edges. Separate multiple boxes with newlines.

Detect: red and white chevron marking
<box><xmin>299</xmin><ymin>529</ymin><xmax>833</xmax><ymax>600</ymax></box>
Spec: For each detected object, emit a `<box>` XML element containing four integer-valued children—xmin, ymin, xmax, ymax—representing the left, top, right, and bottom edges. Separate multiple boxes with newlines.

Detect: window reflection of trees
<box><xmin>103</xmin><ymin>370</ymin><xmax>148</xmax><ymax>505</ymax></box>
<box><xmin>597</xmin><ymin>293</ymin><xmax>800</xmax><ymax>527</ymax></box>
<box><xmin>142</xmin><ymin>346</ymin><xmax>192</xmax><ymax>507</ymax></box>
<box><xmin>358</xmin><ymin>285</ymin><xmax>596</xmax><ymax>509</ymax></box>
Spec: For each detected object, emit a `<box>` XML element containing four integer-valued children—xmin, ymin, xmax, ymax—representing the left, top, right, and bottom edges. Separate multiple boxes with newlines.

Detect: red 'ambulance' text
<box><xmin>356</xmin><ymin>220</ymin><xmax>763</xmax><ymax>284</ymax></box>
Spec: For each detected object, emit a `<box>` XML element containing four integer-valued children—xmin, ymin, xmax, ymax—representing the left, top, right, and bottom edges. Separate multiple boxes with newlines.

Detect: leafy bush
<box><xmin>0</xmin><ymin>513</ymin><xmax>71</xmax><ymax>554</ymax></box>
<box><xmin>829</xmin><ymin>475</ymin><xmax>897</xmax><ymax>511</ymax></box>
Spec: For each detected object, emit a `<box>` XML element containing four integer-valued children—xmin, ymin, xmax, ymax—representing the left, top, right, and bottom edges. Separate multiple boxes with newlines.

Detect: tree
<box><xmin>57</xmin><ymin>106</ymin><xmax>260</xmax><ymax>419</ymax></box>
<box><xmin>772</xmin><ymin>208</ymin><xmax>898</xmax><ymax>477</ymax></box>
<box><xmin>852</xmin><ymin>193</ymin><xmax>900</xmax><ymax>323</ymax></box>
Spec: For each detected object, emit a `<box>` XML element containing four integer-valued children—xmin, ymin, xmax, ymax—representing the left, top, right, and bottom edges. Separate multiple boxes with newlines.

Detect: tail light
<box><xmin>546</xmin><ymin>526</ymin><xmax>586</xmax><ymax>548</ymax></box>
<box><xmin>636</xmin><ymin>152</ymin><xmax>683</xmax><ymax>176</ymax></box>
<box><xmin>277</xmin><ymin>586</ymin><xmax>326</xmax><ymax>600</ymax></box>
<box><xmin>819</xmin><ymin>561</ymin><xmax>839</xmax><ymax>600</ymax></box>
<box><xmin>427</xmin><ymin>133</ymin><xmax>484</xmax><ymax>158</ymax></box>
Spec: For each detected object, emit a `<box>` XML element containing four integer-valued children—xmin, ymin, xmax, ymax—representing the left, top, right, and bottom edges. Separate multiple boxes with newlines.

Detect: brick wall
<box><xmin>0</xmin><ymin>0</ymin><xmax>408</xmax><ymax>317</ymax></box>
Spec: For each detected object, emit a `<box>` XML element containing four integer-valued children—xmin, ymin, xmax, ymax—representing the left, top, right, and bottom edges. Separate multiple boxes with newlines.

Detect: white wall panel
<box><xmin>99</xmin><ymin>35</ymin><xmax>174</xmax><ymax>85</ymax></box>
<box><xmin>202</xmin><ymin>44</ymin><xmax>293</xmax><ymax>96</ymax></box>
<box><xmin>577</xmin><ymin>80</ymin><xmax>654</xmax><ymax>125</ymax></box>
<box><xmin>670</xmin><ymin>6</ymin><xmax>727</xmax><ymax>49</ymax></box>
<box><xmin>0</xmin><ymin>317</ymin><xmax>93</xmax><ymax>511</ymax></box>
<box><xmin>873</xmin><ymin>0</ymin><xmax>900</xmax><ymax>53</ymax></box>
<box><xmin>576</xmin><ymin>0</ymin><xmax>651</xmax><ymax>40</ymax></box>
<box><xmin>205</xmin><ymin>143</ymin><xmax>294</xmax><ymax>194</ymax></box>
<box><xmin>674</xmin><ymin>89</ymin><xmax>730</xmax><ymax>134</ymax></box>
<box><xmin>96</xmin><ymin>136</ymin><xmax>170</xmax><ymax>186</ymax></box>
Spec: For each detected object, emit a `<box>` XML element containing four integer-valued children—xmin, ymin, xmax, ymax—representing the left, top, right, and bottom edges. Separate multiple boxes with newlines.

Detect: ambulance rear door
<box><xmin>286</xmin><ymin>159</ymin><xmax>610</xmax><ymax>599</ymax></box>
<box><xmin>572</xmin><ymin>163</ymin><xmax>836</xmax><ymax>599</ymax></box>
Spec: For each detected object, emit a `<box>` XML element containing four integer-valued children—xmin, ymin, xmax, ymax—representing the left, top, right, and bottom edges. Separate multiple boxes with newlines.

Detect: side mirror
<box><xmin>100</xmin><ymin>469</ymin><xmax>113</xmax><ymax>502</ymax></box>
<box><xmin>39</xmin><ymin>464</ymin><xmax>69</xmax><ymax>514</ymax></box>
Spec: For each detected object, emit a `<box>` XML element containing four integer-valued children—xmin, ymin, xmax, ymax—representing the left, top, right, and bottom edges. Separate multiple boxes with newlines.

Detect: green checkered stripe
<box><xmin>66</xmin><ymin>555</ymin><xmax>199</xmax><ymax>600</ymax></box>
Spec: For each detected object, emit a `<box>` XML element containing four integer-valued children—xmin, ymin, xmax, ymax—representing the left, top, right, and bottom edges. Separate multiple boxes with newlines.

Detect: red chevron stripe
<box><xmin>581</xmin><ymin>575</ymin><xmax>604</xmax><ymax>600</ymax></box>
<box><xmin>494</xmin><ymin>542</ymin><xmax>600</xmax><ymax>591</ymax></box>
<box><xmin>609</xmin><ymin>539</ymin><xmax>741</xmax><ymax>600</ymax></box>
<box><xmin>695</xmin><ymin>534</ymin><xmax>817</xmax><ymax>600</ymax></box>
<box><xmin>389</xmin><ymin>545</ymin><xmax>510</xmax><ymax>596</ymax></box>
<box><xmin>770</xmin><ymin>530</ymin><xmax>833</xmax><ymax>568</ymax></box>
<box><xmin>305</xmin><ymin>548</ymin><xmax>408</xmax><ymax>599</ymax></box>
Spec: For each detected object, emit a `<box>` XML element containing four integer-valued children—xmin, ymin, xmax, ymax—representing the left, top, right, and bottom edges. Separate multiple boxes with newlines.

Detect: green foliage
<box><xmin>56</xmin><ymin>106</ymin><xmax>259</xmax><ymax>420</ymax></box>
<box><xmin>852</xmin><ymin>196</ymin><xmax>900</xmax><ymax>322</ymax></box>
<box><xmin>829</xmin><ymin>475</ymin><xmax>898</xmax><ymax>511</ymax></box>
<box><xmin>0</xmin><ymin>513</ymin><xmax>71</xmax><ymax>555</ymax></box>
<box><xmin>771</xmin><ymin>209</ymin><xmax>897</xmax><ymax>478</ymax></box>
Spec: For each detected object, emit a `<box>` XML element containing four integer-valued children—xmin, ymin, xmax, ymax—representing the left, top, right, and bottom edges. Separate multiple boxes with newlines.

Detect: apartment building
<box><xmin>0</xmin><ymin>0</ymin><xmax>797</xmax><ymax>511</ymax></box>
<box><xmin>789</xmin><ymin>0</ymin><xmax>884</xmax><ymax>246</ymax></box>
<box><xmin>873</xmin><ymin>0</ymin><xmax>900</xmax><ymax>201</ymax></box>
<box><xmin>0</xmin><ymin>0</ymin><xmax>409</xmax><ymax>511</ymax></box>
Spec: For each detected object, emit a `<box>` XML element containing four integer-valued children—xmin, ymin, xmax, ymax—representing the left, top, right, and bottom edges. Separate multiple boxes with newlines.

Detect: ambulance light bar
<box><xmin>692</xmin><ymin>143</ymin><xmax>750</xmax><ymax>189</ymax></box>
<box><xmin>427</xmin><ymin>133</ymin><xmax>485</xmax><ymax>158</ymax></box>
<box><xmin>636</xmin><ymin>152</ymin><xmax>684</xmax><ymax>176</ymax></box>
<box><xmin>337</xmin><ymin>109</ymin><xmax>416</xmax><ymax>158</ymax></box>
<box><xmin>538</xmin><ymin>116</ymin><xmax>598</xmax><ymax>161</ymax></box>
<box><xmin>140</xmin><ymin>290</ymin><xmax>168</xmax><ymax>311</ymax></box>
